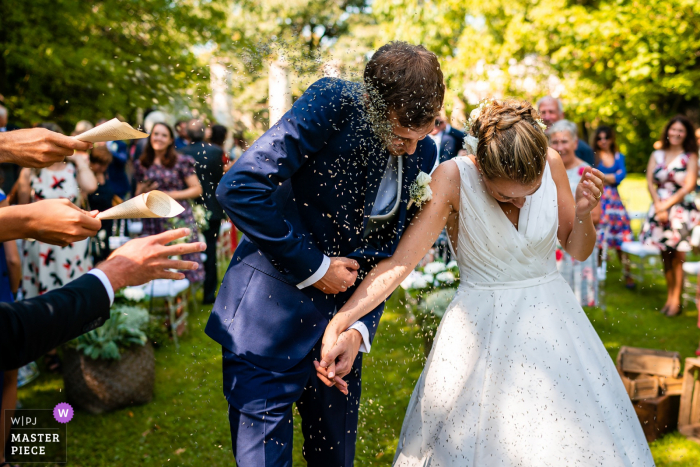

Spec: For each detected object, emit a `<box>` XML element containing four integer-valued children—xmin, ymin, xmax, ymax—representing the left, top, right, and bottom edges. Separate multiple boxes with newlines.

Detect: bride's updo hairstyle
<box><xmin>469</xmin><ymin>99</ymin><xmax>548</xmax><ymax>185</ymax></box>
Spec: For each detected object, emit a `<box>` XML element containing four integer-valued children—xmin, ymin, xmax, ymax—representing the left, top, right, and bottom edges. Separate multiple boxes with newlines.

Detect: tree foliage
<box><xmin>0</xmin><ymin>0</ymin><xmax>227</xmax><ymax>129</ymax></box>
<box><xmin>374</xmin><ymin>0</ymin><xmax>700</xmax><ymax>171</ymax></box>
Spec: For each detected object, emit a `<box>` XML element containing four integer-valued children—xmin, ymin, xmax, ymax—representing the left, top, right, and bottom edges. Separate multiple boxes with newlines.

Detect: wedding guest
<box><xmin>174</xmin><ymin>120</ymin><xmax>189</xmax><ymax>149</ymax></box>
<box><xmin>429</xmin><ymin>114</ymin><xmax>465</xmax><ymax>168</ymax></box>
<box><xmin>210</xmin><ymin>124</ymin><xmax>227</xmax><ymax>150</ymax></box>
<box><xmin>87</xmin><ymin>145</ymin><xmax>116</xmax><ymax>262</ymax></box>
<box><xmin>592</xmin><ymin>126</ymin><xmax>635</xmax><ymax>288</ymax></box>
<box><xmin>549</xmin><ymin>120</ymin><xmax>601</xmax><ymax>306</ymax></box>
<box><xmin>16</xmin><ymin>122</ymin><xmax>98</xmax><ymax>372</ymax></box>
<box><xmin>640</xmin><ymin>115</ymin><xmax>699</xmax><ymax>317</ymax></box>
<box><xmin>225</xmin><ymin>134</ymin><xmax>247</xmax><ymax>172</ymax></box>
<box><xmin>133</xmin><ymin>122</ymin><xmax>204</xmax><ymax>282</ymax></box>
<box><xmin>0</xmin><ymin>188</ymin><xmax>19</xmax><ymax>467</ymax></box>
<box><xmin>87</xmin><ymin>119</ymin><xmax>132</xmax><ymax>200</ymax></box>
<box><xmin>1</xmin><ymin>229</ymin><xmax>205</xmax><ymax>371</ymax></box>
<box><xmin>538</xmin><ymin>96</ymin><xmax>595</xmax><ymax>165</ymax></box>
<box><xmin>180</xmin><ymin>119</ymin><xmax>225</xmax><ymax>301</ymax></box>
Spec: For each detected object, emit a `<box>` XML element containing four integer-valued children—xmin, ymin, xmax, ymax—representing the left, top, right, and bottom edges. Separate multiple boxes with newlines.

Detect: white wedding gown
<box><xmin>394</xmin><ymin>157</ymin><xmax>654</xmax><ymax>466</ymax></box>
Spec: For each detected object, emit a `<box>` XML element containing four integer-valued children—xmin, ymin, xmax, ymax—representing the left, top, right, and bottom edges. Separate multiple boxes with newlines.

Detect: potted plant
<box><xmin>400</xmin><ymin>260</ymin><xmax>459</xmax><ymax>356</ymax></box>
<box><xmin>62</xmin><ymin>304</ymin><xmax>155</xmax><ymax>414</ymax></box>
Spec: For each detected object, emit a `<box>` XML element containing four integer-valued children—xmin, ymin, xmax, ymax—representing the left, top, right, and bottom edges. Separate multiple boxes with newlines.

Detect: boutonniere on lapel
<box><xmin>407</xmin><ymin>171</ymin><xmax>433</xmax><ymax>209</ymax></box>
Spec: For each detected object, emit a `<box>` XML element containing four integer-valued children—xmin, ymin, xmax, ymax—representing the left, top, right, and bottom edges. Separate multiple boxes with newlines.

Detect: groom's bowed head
<box><xmin>362</xmin><ymin>42</ymin><xmax>446</xmax><ymax>157</ymax></box>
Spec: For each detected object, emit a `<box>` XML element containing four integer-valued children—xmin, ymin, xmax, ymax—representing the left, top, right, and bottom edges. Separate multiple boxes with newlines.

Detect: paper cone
<box><xmin>97</xmin><ymin>190</ymin><xmax>184</xmax><ymax>220</ymax></box>
<box><xmin>75</xmin><ymin>118</ymin><xmax>149</xmax><ymax>143</ymax></box>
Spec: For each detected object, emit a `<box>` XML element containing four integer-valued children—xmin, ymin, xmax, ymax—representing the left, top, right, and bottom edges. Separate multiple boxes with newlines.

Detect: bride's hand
<box><xmin>575</xmin><ymin>167</ymin><xmax>604</xmax><ymax>218</ymax></box>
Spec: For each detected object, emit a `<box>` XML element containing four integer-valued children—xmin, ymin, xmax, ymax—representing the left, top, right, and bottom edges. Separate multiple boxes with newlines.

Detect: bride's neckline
<box><xmin>466</xmin><ymin>155</ymin><xmax>528</xmax><ymax>234</ymax></box>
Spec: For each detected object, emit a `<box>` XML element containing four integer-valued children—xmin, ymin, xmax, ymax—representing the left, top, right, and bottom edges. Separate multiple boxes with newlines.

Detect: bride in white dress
<box><xmin>318</xmin><ymin>100</ymin><xmax>654</xmax><ymax>466</ymax></box>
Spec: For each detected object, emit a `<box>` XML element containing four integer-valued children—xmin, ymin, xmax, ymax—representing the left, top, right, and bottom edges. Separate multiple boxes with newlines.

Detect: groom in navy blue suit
<box><xmin>206</xmin><ymin>42</ymin><xmax>445</xmax><ymax>466</ymax></box>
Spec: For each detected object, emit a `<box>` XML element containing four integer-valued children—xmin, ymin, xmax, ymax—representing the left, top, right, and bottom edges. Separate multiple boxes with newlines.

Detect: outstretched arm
<box><xmin>318</xmin><ymin>160</ymin><xmax>460</xmax><ymax>379</ymax></box>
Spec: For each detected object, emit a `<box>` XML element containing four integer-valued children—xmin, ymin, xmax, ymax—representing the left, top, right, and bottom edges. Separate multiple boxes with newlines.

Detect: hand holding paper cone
<box><xmin>97</xmin><ymin>190</ymin><xmax>184</xmax><ymax>220</ymax></box>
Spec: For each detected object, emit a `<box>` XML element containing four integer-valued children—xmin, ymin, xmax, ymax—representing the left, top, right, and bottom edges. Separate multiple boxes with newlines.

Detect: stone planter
<box><xmin>62</xmin><ymin>343</ymin><xmax>155</xmax><ymax>414</ymax></box>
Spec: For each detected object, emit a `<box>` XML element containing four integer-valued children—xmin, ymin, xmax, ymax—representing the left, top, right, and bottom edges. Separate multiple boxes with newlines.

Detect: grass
<box><xmin>14</xmin><ymin>174</ymin><xmax>700</xmax><ymax>466</ymax></box>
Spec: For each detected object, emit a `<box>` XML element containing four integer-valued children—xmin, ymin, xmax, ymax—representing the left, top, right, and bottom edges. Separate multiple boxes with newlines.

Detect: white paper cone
<box><xmin>97</xmin><ymin>190</ymin><xmax>185</xmax><ymax>220</ymax></box>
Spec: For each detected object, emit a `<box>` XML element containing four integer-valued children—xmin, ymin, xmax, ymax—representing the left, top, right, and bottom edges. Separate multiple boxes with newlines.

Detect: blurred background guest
<box><xmin>549</xmin><ymin>120</ymin><xmax>601</xmax><ymax>307</ymax></box>
<box><xmin>133</xmin><ymin>122</ymin><xmax>203</xmax><ymax>283</ymax></box>
<box><xmin>429</xmin><ymin>113</ymin><xmax>465</xmax><ymax>170</ymax></box>
<box><xmin>640</xmin><ymin>115</ymin><xmax>699</xmax><ymax>317</ymax></box>
<box><xmin>225</xmin><ymin>133</ymin><xmax>247</xmax><ymax>172</ymax></box>
<box><xmin>89</xmin><ymin>118</ymin><xmax>132</xmax><ymax>201</ymax></box>
<box><xmin>538</xmin><ymin>96</ymin><xmax>595</xmax><ymax>165</ymax></box>
<box><xmin>210</xmin><ymin>124</ymin><xmax>227</xmax><ymax>151</ymax></box>
<box><xmin>87</xmin><ymin>145</ymin><xmax>116</xmax><ymax>262</ymax></box>
<box><xmin>0</xmin><ymin>187</ymin><xmax>20</xmax><ymax>466</ymax></box>
<box><xmin>180</xmin><ymin>119</ymin><xmax>225</xmax><ymax>303</ymax></box>
<box><xmin>16</xmin><ymin>122</ymin><xmax>97</xmax><ymax>371</ymax></box>
<box><xmin>592</xmin><ymin>126</ymin><xmax>635</xmax><ymax>288</ymax></box>
<box><xmin>174</xmin><ymin>120</ymin><xmax>190</xmax><ymax>149</ymax></box>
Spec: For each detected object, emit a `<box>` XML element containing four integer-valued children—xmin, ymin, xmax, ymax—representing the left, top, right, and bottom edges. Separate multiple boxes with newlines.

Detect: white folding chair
<box><xmin>620</xmin><ymin>241</ymin><xmax>661</xmax><ymax>285</ymax></box>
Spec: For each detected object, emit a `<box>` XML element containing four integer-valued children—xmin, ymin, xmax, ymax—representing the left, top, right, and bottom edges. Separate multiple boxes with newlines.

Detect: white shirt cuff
<box><xmin>348</xmin><ymin>321</ymin><xmax>371</xmax><ymax>353</ymax></box>
<box><xmin>296</xmin><ymin>255</ymin><xmax>331</xmax><ymax>289</ymax></box>
<box><xmin>88</xmin><ymin>269</ymin><xmax>115</xmax><ymax>306</ymax></box>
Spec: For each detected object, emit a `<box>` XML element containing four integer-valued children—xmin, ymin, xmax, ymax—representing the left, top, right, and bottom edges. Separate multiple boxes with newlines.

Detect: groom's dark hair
<box><xmin>364</xmin><ymin>42</ymin><xmax>445</xmax><ymax>128</ymax></box>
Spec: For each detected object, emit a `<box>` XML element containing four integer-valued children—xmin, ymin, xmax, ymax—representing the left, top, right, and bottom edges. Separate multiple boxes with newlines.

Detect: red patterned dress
<box><xmin>640</xmin><ymin>150</ymin><xmax>700</xmax><ymax>251</ymax></box>
<box><xmin>21</xmin><ymin>165</ymin><xmax>91</xmax><ymax>297</ymax></box>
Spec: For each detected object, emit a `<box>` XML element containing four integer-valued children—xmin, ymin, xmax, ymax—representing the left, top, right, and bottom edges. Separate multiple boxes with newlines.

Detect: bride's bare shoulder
<box><xmin>430</xmin><ymin>159</ymin><xmax>461</xmax><ymax>210</ymax></box>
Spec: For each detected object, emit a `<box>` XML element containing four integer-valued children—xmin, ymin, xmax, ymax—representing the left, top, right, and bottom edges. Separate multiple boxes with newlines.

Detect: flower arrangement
<box><xmin>192</xmin><ymin>204</ymin><xmax>210</xmax><ymax>231</ymax></box>
<box><xmin>401</xmin><ymin>260</ymin><xmax>459</xmax><ymax>292</ymax></box>
<box><xmin>400</xmin><ymin>260</ymin><xmax>460</xmax><ymax>356</ymax></box>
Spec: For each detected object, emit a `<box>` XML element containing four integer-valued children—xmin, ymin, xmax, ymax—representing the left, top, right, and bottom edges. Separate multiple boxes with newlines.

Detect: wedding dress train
<box><xmin>393</xmin><ymin>157</ymin><xmax>654</xmax><ymax>466</ymax></box>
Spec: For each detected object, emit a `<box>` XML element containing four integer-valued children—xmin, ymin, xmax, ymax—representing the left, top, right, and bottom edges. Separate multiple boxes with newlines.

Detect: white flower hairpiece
<box><xmin>463</xmin><ymin>134</ymin><xmax>479</xmax><ymax>155</ymax></box>
<box><xmin>536</xmin><ymin>118</ymin><xmax>547</xmax><ymax>131</ymax></box>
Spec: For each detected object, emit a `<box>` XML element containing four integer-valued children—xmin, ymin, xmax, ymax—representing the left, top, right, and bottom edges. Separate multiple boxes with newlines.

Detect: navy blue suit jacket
<box><xmin>205</xmin><ymin>78</ymin><xmax>437</xmax><ymax>372</ymax></box>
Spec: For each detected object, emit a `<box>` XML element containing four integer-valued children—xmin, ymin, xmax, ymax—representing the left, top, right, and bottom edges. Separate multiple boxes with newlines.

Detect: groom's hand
<box><xmin>312</xmin><ymin>257</ymin><xmax>360</xmax><ymax>294</ymax></box>
<box><xmin>315</xmin><ymin>329</ymin><xmax>362</xmax><ymax>394</ymax></box>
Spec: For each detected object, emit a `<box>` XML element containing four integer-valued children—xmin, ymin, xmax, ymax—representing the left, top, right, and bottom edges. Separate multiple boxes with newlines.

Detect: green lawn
<box><xmin>14</xmin><ymin>174</ymin><xmax>700</xmax><ymax>465</ymax></box>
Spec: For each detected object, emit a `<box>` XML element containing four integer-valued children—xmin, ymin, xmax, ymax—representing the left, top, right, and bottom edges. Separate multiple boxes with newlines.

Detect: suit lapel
<box><xmin>362</xmin><ymin>150</ymin><xmax>390</xmax><ymax>232</ymax></box>
<box><xmin>395</xmin><ymin>152</ymin><xmax>421</xmax><ymax>238</ymax></box>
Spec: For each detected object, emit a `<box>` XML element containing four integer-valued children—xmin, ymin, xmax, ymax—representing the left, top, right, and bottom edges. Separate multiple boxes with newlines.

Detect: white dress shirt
<box><xmin>297</xmin><ymin>155</ymin><xmax>403</xmax><ymax>353</ymax></box>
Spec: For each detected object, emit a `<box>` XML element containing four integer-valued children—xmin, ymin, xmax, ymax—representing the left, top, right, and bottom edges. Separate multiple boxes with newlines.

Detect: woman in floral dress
<box><xmin>17</xmin><ymin>125</ymin><xmax>98</xmax><ymax>297</ymax></box>
<box><xmin>17</xmin><ymin>122</ymin><xmax>98</xmax><ymax>372</ymax></box>
<box><xmin>592</xmin><ymin>126</ymin><xmax>635</xmax><ymax>288</ymax></box>
<box><xmin>640</xmin><ymin>115</ymin><xmax>699</xmax><ymax>317</ymax></box>
<box><xmin>133</xmin><ymin>122</ymin><xmax>204</xmax><ymax>282</ymax></box>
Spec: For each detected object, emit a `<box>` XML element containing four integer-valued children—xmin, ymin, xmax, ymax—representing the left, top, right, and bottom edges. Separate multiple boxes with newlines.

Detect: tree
<box><xmin>0</xmin><ymin>0</ymin><xmax>226</xmax><ymax>129</ymax></box>
<box><xmin>374</xmin><ymin>0</ymin><xmax>700</xmax><ymax>171</ymax></box>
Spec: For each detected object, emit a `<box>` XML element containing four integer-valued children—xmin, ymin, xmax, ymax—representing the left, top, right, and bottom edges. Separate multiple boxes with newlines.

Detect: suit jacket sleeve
<box><xmin>215</xmin><ymin>78</ymin><xmax>344</xmax><ymax>283</ymax></box>
<box><xmin>0</xmin><ymin>274</ymin><xmax>110</xmax><ymax>371</ymax></box>
<box><xmin>354</xmin><ymin>140</ymin><xmax>439</xmax><ymax>345</ymax></box>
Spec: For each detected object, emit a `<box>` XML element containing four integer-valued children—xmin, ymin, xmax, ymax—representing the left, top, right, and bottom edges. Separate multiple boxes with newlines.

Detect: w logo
<box><xmin>53</xmin><ymin>403</ymin><xmax>73</xmax><ymax>423</ymax></box>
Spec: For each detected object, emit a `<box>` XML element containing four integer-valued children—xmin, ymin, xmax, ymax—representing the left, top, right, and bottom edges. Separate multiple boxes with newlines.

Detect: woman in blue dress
<box><xmin>592</xmin><ymin>126</ymin><xmax>635</xmax><ymax>288</ymax></box>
